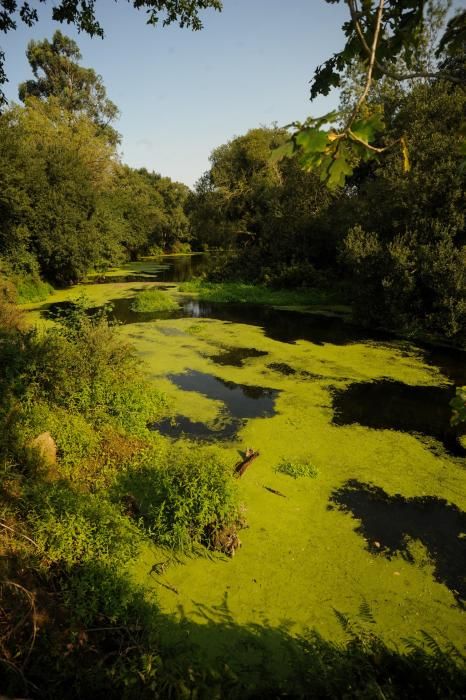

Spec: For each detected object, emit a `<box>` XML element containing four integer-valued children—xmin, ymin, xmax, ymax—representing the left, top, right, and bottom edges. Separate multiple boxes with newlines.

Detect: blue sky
<box><xmin>1</xmin><ymin>1</ymin><xmax>373</xmax><ymax>186</ymax></box>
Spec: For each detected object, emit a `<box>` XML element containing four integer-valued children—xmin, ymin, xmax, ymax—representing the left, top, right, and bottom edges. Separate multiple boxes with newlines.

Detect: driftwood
<box><xmin>263</xmin><ymin>486</ymin><xmax>286</xmax><ymax>498</ymax></box>
<box><xmin>234</xmin><ymin>448</ymin><xmax>260</xmax><ymax>478</ymax></box>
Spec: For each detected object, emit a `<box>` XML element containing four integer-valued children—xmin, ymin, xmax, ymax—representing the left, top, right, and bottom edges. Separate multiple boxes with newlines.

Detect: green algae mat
<box><xmin>27</xmin><ymin>277</ymin><xmax>466</xmax><ymax>659</ymax></box>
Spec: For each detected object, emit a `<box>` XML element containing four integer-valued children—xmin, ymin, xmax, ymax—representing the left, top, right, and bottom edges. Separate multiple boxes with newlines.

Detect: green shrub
<box><xmin>20</xmin><ymin>304</ymin><xmax>167</xmax><ymax>431</ymax></box>
<box><xmin>117</xmin><ymin>445</ymin><xmax>241</xmax><ymax>552</ymax></box>
<box><xmin>275</xmin><ymin>459</ymin><xmax>318</xmax><ymax>479</ymax></box>
<box><xmin>131</xmin><ymin>288</ymin><xmax>178</xmax><ymax>312</ymax></box>
<box><xmin>20</xmin><ymin>402</ymin><xmax>99</xmax><ymax>469</ymax></box>
<box><xmin>28</xmin><ymin>485</ymin><xmax>138</xmax><ymax>566</ymax></box>
<box><xmin>15</xmin><ymin>274</ymin><xmax>53</xmax><ymax>303</ymax></box>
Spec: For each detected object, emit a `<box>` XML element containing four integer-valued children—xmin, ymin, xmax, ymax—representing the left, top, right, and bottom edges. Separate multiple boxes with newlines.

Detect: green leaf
<box><xmin>295</xmin><ymin>128</ymin><xmax>328</xmax><ymax>153</ymax></box>
<box><xmin>351</xmin><ymin>112</ymin><xmax>385</xmax><ymax>144</ymax></box>
<box><xmin>269</xmin><ymin>140</ymin><xmax>294</xmax><ymax>163</ymax></box>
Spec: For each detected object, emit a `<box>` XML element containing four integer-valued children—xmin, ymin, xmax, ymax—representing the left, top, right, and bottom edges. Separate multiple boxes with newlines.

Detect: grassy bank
<box><xmin>178</xmin><ymin>279</ymin><xmax>338</xmax><ymax>306</ymax></box>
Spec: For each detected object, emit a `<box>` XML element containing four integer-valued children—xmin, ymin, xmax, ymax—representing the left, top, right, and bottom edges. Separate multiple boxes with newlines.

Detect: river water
<box><xmin>31</xmin><ymin>254</ymin><xmax>466</xmax><ymax>648</ymax></box>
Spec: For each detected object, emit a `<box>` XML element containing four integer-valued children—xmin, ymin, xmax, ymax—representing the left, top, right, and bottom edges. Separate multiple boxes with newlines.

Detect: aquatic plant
<box><xmin>131</xmin><ymin>288</ymin><xmax>178</xmax><ymax>312</ymax></box>
<box><xmin>275</xmin><ymin>459</ymin><xmax>318</xmax><ymax>479</ymax></box>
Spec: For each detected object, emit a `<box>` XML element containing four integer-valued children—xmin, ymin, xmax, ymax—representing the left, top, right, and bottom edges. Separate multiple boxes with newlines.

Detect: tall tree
<box><xmin>19</xmin><ymin>31</ymin><xmax>119</xmax><ymax>142</ymax></box>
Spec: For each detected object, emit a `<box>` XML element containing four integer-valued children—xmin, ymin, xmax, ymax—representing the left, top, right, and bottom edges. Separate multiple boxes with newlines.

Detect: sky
<box><xmin>0</xmin><ymin>0</ymin><xmax>445</xmax><ymax>188</ymax></box>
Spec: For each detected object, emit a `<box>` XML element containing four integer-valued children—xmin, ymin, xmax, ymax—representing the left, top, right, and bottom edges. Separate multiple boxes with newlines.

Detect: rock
<box><xmin>29</xmin><ymin>431</ymin><xmax>57</xmax><ymax>465</ymax></box>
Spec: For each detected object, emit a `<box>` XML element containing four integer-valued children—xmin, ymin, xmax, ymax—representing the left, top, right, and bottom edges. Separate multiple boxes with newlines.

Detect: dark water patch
<box><xmin>210</xmin><ymin>346</ymin><xmax>268</xmax><ymax>367</ymax></box>
<box><xmin>151</xmin><ymin>371</ymin><xmax>278</xmax><ymax>442</ymax></box>
<box><xmin>181</xmin><ymin>300</ymin><xmax>385</xmax><ymax>347</ymax></box>
<box><xmin>267</xmin><ymin>362</ymin><xmax>297</xmax><ymax>376</ymax></box>
<box><xmin>328</xmin><ymin>479</ymin><xmax>466</xmax><ymax>607</ymax></box>
<box><xmin>267</xmin><ymin>363</ymin><xmax>328</xmax><ymax>382</ymax></box>
<box><xmin>151</xmin><ymin>414</ymin><xmax>243</xmax><ymax>442</ymax></box>
<box><xmin>166</xmin><ymin>370</ymin><xmax>279</xmax><ymax>419</ymax></box>
<box><xmin>90</xmin><ymin>274</ymin><xmax>162</xmax><ymax>284</ymax></box>
<box><xmin>331</xmin><ymin>380</ymin><xmax>466</xmax><ymax>457</ymax></box>
<box><xmin>45</xmin><ymin>294</ymin><xmax>403</xmax><ymax>349</ymax></box>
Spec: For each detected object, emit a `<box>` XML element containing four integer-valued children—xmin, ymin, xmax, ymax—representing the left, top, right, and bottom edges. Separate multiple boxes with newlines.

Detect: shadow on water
<box><xmin>331</xmin><ymin>380</ymin><xmax>466</xmax><ymax>457</ymax></box>
<box><xmin>209</xmin><ymin>346</ymin><xmax>268</xmax><ymax>367</ymax></box>
<box><xmin>328</xmin><ymin>479</ymin><xmax>466</xmax><ymax>607</ymax></box>
<box><xmin>150</xmin><ymin>370</ymin><xmax>279</xmax><ymax>441</ymax></box>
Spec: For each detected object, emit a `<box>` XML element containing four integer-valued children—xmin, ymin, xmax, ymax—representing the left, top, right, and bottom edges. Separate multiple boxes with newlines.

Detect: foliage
<box><xmin>117</xmin><ymin>444</ymin><xmax>240</xmax><ymax>552</ymax></box>
<box><xmin>130</xmin><ymin>287</ymin><xmax>179</xmax><ymax>312</ymax></box>
<box><xmin>19</xmin><ymin>30</ymin><xmax>119</xmax><ymax>143</ymax></box>
<box><xmin>275</xmin><ymin>459</ymin><xmax>318</xmax><ymax>479</ymax></box>
<box><xmin>0</xmin><ymin>37</ymin><xmax>194</xmax><ymax>286</ymax></box>
<box><xmin>188</xmin><ymin>127</ymin><xmax>334</xmax><ymax>272</ymax></box>
<box><xmin>274</xmin><ymin>1</ymin><xmax>465</xmax><ymax>187</ymax></box>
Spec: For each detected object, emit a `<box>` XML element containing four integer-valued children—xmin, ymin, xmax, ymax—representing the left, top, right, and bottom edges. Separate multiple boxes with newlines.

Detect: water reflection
<box><xmin>150</xmin><ymin>370</ymin><xmax>279</xmax><ymax>442</ymax></box>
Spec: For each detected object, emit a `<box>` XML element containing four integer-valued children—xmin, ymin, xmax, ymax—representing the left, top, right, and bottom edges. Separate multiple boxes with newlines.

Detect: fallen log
<box><xmin>234</xmin><ymin>448</ymin><xmax>260</xmax><ymax>478</ymax></box>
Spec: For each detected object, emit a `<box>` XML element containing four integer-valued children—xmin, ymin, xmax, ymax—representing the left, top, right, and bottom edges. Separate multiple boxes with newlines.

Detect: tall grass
<box><xmin>179</xmin><ymin>279</ymin><xmax>332</xmax><ymax>305</ymax></box>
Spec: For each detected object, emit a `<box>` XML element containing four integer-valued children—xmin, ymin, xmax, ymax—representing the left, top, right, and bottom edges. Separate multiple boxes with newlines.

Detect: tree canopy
<box><xmin>18</xmin><ymin>30</ymin><xmax>119</xmax><ymax>142</ymax></box>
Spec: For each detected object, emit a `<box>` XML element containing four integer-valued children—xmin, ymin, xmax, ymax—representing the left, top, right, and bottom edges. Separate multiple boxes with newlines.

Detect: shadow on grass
<box><xmin>2</xmin><ymin>552</ymin><xmax>466</xmax><ymax>700</ymax></box>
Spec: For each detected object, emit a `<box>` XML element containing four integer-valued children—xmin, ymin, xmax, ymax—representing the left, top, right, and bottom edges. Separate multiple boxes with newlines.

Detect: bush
<box><xmin>130</xmin><ymin>288</ymin><xmax>179</xmax><ymax>312</ymax></box>
<box><xmin>27</xmin><ymin>485</ymin><xmax>139</xmax><ymax>570</ymax></box>
<box><xmin>117</xmin><ymin>445</ymin><xmax>241</xmax><ymax>553</ymax></box>
<box><xmin>342</xmin><ymin>224</ymin><xmax>466</xmax><ymax>344</ymax></box>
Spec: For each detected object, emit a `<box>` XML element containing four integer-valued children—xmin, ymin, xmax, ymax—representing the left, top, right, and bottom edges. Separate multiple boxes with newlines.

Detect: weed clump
<box><xmin>131</xmin><ymin>288</ymin><xmax>178</xmax><ymax>312</ymax></box>
<box><xmin>117</xmin><ymin>444</ymin><xmax>242</xmax><ymax>554</ymax></box>
<box><xmin>275</xmin><ymin>459</ymin><xmax>318</xmax><ymax>479</ymax></box>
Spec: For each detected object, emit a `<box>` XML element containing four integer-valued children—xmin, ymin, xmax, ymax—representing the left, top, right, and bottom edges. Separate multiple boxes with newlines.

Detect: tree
<box><xmin>19</xmin><ymin>31</ymin><xmax>119</xmax><ymax>143</ymax></box>
<box><xmin>0</xmin><ymin>96</ymin><xmax>119</xmax><ymax>284</ymax></box>
<box><xmin>274</xmin><ymin>0</ymin><xmax>466</xmax><ymax>188</ymax></box>
<box><xmin>0</xmin><ymin>0</ymin><xmax>223</xmax><ymax>107</ymax></box>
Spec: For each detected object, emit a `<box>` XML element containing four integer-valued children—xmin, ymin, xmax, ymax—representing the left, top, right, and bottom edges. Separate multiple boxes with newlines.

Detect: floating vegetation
<box><xmin>275</xmin><ymin>459</ymin><xmax>318</xmax><ymax>479</ymax></box>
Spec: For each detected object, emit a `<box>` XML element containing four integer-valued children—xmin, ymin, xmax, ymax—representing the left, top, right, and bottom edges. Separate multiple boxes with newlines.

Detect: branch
<box><xmin>345</xmin><ymin>0</ymin><xmax>385</xmax><ymax>131</ymax></box>
<box><xmin>346</xmin><ymin>0</ymin><xmax>463</xmax><ymax>86</ymax></box>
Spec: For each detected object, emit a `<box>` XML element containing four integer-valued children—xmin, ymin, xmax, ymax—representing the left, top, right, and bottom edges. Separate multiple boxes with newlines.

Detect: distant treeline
<box><xmin>1</xmin><ymin>30</ymin><xmax>464</xmax><ymax>345</ymax></box>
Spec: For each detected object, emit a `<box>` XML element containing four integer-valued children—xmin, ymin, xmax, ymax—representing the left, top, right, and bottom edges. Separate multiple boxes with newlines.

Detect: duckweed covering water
<box><xmin>26</xmin><ymin>266</ymin><xmax>466</xmax><ymax>662</ymax></box>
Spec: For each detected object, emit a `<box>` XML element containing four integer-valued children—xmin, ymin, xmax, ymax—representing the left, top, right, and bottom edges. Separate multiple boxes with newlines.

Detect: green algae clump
<box><xmin>131</xmin><ymin>287</ymin><xmax>178</xmax><ymax>312</ymax></box>
<box><xmin>275</xmin><ymin>459</ymin><xmax>318</xmax><ymax>479</ymax></box>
